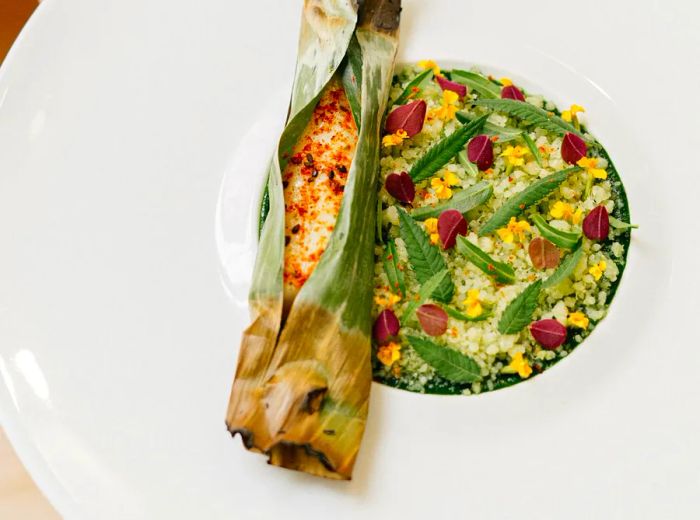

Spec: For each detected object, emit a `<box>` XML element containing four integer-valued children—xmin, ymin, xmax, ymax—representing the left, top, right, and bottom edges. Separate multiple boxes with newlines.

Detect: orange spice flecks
<box><xmin>282</xmin><ymin>77</ymin><xmax>358</xmax><ymax>306</ymax></box>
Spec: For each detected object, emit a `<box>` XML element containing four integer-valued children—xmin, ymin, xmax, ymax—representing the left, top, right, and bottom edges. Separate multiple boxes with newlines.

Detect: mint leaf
<box><xmin>411</xmin><ymin>181</ymin><xmax>493</xmax><ymax>220</ymax></box>
<box><xmin>472</xmin><ymin>98</ymin><xmax>591</xmax><ymax>141</ymax></box>
<box><xmin>402</xmin><ymin>270</ymin><xmax>449</xmax><ymax>320</ymax></box>
<box><xmin>455</xmin><ymin>235</ymin><xmax>516</xmax><ymax>284</ymax></box>
<box><xmin>479</xmin><ymin>167</ymin><xmax>578</xmax><ymax>236</ymax></box>
<box><xmin>393</xmin><ymin>68</ymin><xmax>433</xmax><ymax>106</ymax></box>
<box><xmin>407</xmin><ymin>335</ymin><xmax>481</xmax><ymax>383</ymax></box>
<box><xmin>409</xmin><ymin>115</ymin><xmax>488</xmax><ymax>182</ymax></box>
<box><xmin>450</xmin><ymin>70</ymin><xmax>500</xmax><ymax>99</ymax></box>
<box><xmin>383</xmin><ymin>239</ymin><xmax>406</xmax><ymax>296</ymax></box>
<box><xmin>543</xmin><ymin>246</ymin><xmax>584</xmax><ymax>288</ymax></box>
<box><xmin>398</xmin><ymin>208</ymin><xmax>454</xmax><ymax>302</ymax></box>
<box><xmin>532</xmin><ymin>214</ymin><xmax>582</xmax><ymax>249</ymax></box>
<box><xmin>497</xmin><ymin>281</ymin><xmax>542</xmax><ymax>334</ymax></box>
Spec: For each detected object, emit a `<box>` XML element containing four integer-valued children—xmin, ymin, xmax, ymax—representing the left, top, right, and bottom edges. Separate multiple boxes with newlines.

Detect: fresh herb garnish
<box><xmin>521</xmin><ymin>133</ymin><xmax>543</xmax><ymax>166</ymax></box>
<box><xmin>457</xmin><ymin>150</ymin><xmax>480</xmax><ymax>176</ymax></box>
<box><xmin>393</xmin><ymin>68</ymin><xmax>433</xmax><ymax>106</ymax></box>
<box><xmin>455</xmin><ymin>235</ymin><xmax>516</xmax><ymax>284</ymax></box>
<box><xmin>456</xmin><ymin>111</ymin><xmax>523</xmax><ymax>142</ymax></box>
<box><xmin>411</xmin><ymin>181</ymin><xmax>493</xmax><ymax>220</ymax></box>
<box><xmin>406</xmin><ymin>335</ymin><xmax>482</xmax><ymax>383</ymax></box>
<box><xmin>409</xmin><ymin>115</ymin><xmax>488</xmax><ymax>182</ymax></box>
<box><xmin>479</xmin><ymin>167</ymin><xmax>578</xmax><ymax>236</ymax></box>
<box><xmin>609</xmin><ymin>216</ymin><xmax>638</xmax><ymax>231</ymax></box>
<box><xmin>532</xmin><ymin>214</ymin><xmax>582</xmax><ymax>249</ymax></box>
<box><xmin>445</xmin><ymin>306</ymin><xmax>492</xmax><ymax>322</ymax></box>
<box><xmin>497</xmin><ymin>281</ymin><xmax>542</xmax><ymax>334</ymax></box>
<box><xmin>402</xmin><ymin>270</ymin><xmax>449</xmax><ymax>320</ymax></box>
<box><xmin>473</xmin><ymin>98</ymin><xmax>591</xmax><ymax>142</ymax></box>
<box><xmin>383</xmin><ymin>239</ymin><xmax>406</xmax><ymax>296</ymax></box>
<box><xmin>450</xmin><ymin>70</ymin><xmax>500</xmax><ymax>99</ymax></box>
<box><xmin>542</xmin><ymin>246</ymin><xmax>584</xmax><ymax>288</ymax></box>
<box><xmin>398</xmin><ymin>208</ymin><xmax>454</xmax><ymax>302</ymax></box>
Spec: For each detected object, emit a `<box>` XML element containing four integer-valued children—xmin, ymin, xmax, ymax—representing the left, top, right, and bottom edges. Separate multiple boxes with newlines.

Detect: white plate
<box><xmin>1</xmin><ymin>0</ymin><xmax>699</xmax><ymax>518</ymax></box>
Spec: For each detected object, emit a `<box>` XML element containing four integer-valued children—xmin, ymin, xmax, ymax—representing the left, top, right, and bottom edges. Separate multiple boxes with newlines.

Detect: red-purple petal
<box><xmin>437</xmin><ymin>209</ymin><xmax>468</xmax><ymax>250</ymax></box>
<box><xmin>561</xmin><ymin>132</ymin><xmax>587</xmax><ymax>164</ymax></box>
<box><xmin>530</xmin><ymin>319</ymin><xmax>567</xmax><ymax>350</ymax></box>
<box><xmin>416</xmin><ymin>304</ymin><xmax>448</xmax><ymax>336</ymax></box>
<box><xmin>385</xmin><ymin>100</ymin><xmax>427</xmax><ymax>137</ymax></box>
<box><xmin>582</xmin><ymin>205</ymin><xmax>610</xmax><ymax>241</ymax></box>
<box><xmin>436</xmin><ymin>75</ymin><xmax>467</xmax><ymax>98</ymax></box>
<box><xmin>373</xmin><ymin>309</ymin><xmax>400</xmax><ymax>345</ymax></box>
<box><xmin>385</xmin><ymin>172</ymin><xmax>415</xmax><ymax>204</ymax></box>
<box><xmin>501</xmin><ymin>85</ymin><xmax>526</xmax><ymax>101</ymax></box>
<box><xmin>467</xmin><ymin>134</ymin><xmax>494</xmax><ymax>171</ymax></box>
<box><xmin>528</xmin><ymin>237</ymin><xmax>561</xmax><ymax>270</ymax></box>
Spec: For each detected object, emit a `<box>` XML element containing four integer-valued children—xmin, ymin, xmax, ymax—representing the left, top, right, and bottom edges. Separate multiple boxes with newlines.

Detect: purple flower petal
<box><xmin>436</xmin><ymin>75</ymin><xmax>467</xmax><ymax>98</ymax></box>
<box><xmin>385</xmin><ymin>172</ymin><xmax>415</xmax><ymax>204</ymax></box>
<box><xmin>385</xmin><ymin>100</ymin><xmax>426</xmax><ymax>137</ymax></box>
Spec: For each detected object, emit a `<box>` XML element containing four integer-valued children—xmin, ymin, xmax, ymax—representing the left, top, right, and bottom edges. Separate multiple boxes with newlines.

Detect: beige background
<box><xmin>1</xmin><ymin>1</ymin><xmax>61</xmax><ymax>517</ymax></box>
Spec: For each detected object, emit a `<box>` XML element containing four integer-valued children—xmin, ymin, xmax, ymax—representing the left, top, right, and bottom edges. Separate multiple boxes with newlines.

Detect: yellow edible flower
<box><xmin>462</xmin><ymin>289</ymin><xmax>483</xmax><ymax>318</ymax></box>
<box><xmin>382</xmin><ymin>129</ymin><xmax>409</xmax><ymax>148</ymax></box>
<box><xmin>499</xmin><ymin>77</ymin><xmax>513</xmax><ymax>86</ymax></box>
<box><xmin>568</xmin><ymin>311</ymin><xmax>590</xmax><ymax>329</ymax></box>
<box><xmin>500</xmin><ymin>145</ymin><xmax>530</xmax><ymax>167</ymax></box>
<box><xmin>577</xmin><ymin>157</ymin><xmax>608</xmax><ymax>180</ymax></box>
<box><xmin>432</xmin><ymin>90</ymin><xmax>460</xmax><ymax>121</ymax></box>
<box><xmin>550</xmin><ymin>201</ymin><xmax>584</xmax><ymax>225</ymax></box>
<box><xmin>424</xmin><ymin>217</ymin><xmax>440</xmax><ymax>245</ymax></box>
<box><xmin>538</xmin><ymin>143</ymin><xmax>554</xmax><ymax>156</ymax></box>
<box><xmin>561</xmin><ymin>104</ymin><xmax>585</xmax><ymax>123</ymax></box>
<box><xmin>374</xmin><ymin>293</ymin><xmax>401</xmax><ymax>307</ymax></box>
<box><xmin>589</xmin><ymin>260</ymin><xmax>607</xmax><ymax>281</ymax></box>
<box><xmin>418</xmin><ymin>59</ymin><xmax>441</xmax><ymax>76</ymax></box>
<box><xmin>377</xmin><ymin>341</ymin><xmax>401</xmax><ymax>367</ymax></box>
<box><xmin>430</xmin><ymin>170</ymin><xmax>460</xmax><ymax>200</ymax></box>
<box><xmin>508</xmin><ymin>352</ymin><xmax>532</xmax><ymax>379</ymax></box>
<box><xmin>443</xmin><ymin>170</ymin><xmax>460</xmax><ymax>186</ymax></box>
<box><xmin>496</xmin><ymin>216</ymin><xmax>531</xmax><ymax>243</ymax></box>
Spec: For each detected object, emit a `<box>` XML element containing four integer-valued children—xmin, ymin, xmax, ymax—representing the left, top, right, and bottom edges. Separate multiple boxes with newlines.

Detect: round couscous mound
<box><xmin>372</xmin><ymin>61</ymin><xmax>632</xmax><ymax>395</ymax></box>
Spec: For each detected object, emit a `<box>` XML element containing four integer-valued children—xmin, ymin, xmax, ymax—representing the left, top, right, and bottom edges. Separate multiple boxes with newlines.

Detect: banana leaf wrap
<box><xmin>226</xmin><ymin>0</ymin><xmax>401</xmax><ymax>480</ymax></box>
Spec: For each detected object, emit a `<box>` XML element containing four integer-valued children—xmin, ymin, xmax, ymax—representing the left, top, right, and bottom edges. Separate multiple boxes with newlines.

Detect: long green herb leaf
<box><xmin>411</xmin><ymin>181</ymin><xmax>493</xmax><ymax>220</ymax></box>
<box><xmin>473</xmin><ymin>99</ymin><xmax>591</xmax><ymax>141</ymax></box>
<box><xmin>457</xmin><ymin>150</ymin><xmax>480</xmax><ymax>176</ymax></box>
<box><xmin>393</xmin><ymin>68</ymin><xmax>433</xmax><ymax>106</ymax></box>
<box><xmin>402</xmin><ymin>270</ymin><xmax>449</xmax><ymax>320</ymax></box>
<box><xmin>456</xmin><ymin>111</ymin><xmax>523</xmax><ymax>142</ymax></box>
<box><xmin>543</xmin><ymin>246</ymin><xmax>584</xmax><ymax>288</ymax></box>
<box><xmin>497</xmin><ymin>281</ymin><xmax>542</xmax><ymax>334</ymax></box>
<box><xmin>383</xmin><ymin>239</ymin><xmax>406</xmax><ymax>296</ymax></box>
<box><xmin>450</xmin><ymin>70</ymin><xmax>500</xmax><ymax>99</ymax></box>
<box><xmin>532</xmin><ymin>214</ymin><xmax>581</xmax><ymax>249</ymax></box>
<box><xmin>479</xmin><ymin>167</ymin><xmax>578</xmax><ymax>236</ymax></box>
<box><xmin>409</xmin><ymin>115</ymin><xmax>489</xmax><ymax>182</ymax></box>
<box><xmin>455</xmin><ymin>236</ymin><xmax>516</xmax><ymax>284</ymax></box>
<box><xmin>398</xmin><ymin>208</ymin><xmax>454</xmax><ymax>302</ymax></box>
<box><xmin>407</xmin><ymin>335</ymin><xmax>481</xmax><ymax>383</ymax></box>
<box><xmin>609</xmin><ymin>216</ymin><xmax>638</xmax><ymax>231</ymax></box>
<box><xmin>521</xmin><ymin>133</ymin><xmax>543</xmax><ymax>166</ymax></box>
<box><xmin>445</xmin><ymin>306</ymin><xmax>492</xmax><ymax>322</ymax></box>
